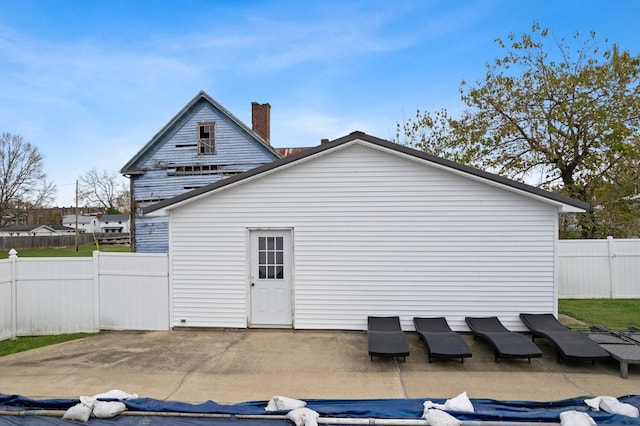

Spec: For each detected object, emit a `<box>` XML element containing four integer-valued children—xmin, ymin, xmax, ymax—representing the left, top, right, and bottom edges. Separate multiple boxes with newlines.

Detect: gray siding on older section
<box><xmin>168</xmin><ymin>141</ymin><xmax>560</xmax><ymax>331</ymax></box>
<box><xmin>133</xmin><ymin>101</ymin><xmax>278</xmax><ymax>253</ymax></box>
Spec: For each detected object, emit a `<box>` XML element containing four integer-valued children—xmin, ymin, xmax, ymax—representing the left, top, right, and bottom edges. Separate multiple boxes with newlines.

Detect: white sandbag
<box><xmin>286</xmin><ymin>407</ymin><xmax>319</xmax><ymax>426</ymax></box>
<box><xmin>62</xmin><ymin>396</ymin><xmax>96</xmax><ymax>422</ymax></box>
<box><xmin>584</xmin><ymin>396</ymin><xmax>639</xmax><ymax>417</ymax></box>
<box><xmin>560</xmin><ymin>410</ymin><xmax>596</xmax><ymax>426</ymax></box>
<box><xmin>93</xmin><ymin>389</ymin><xmax>139</xmax><ymax>400</ymax></box>
<box><xmin>423</xmin><ymin>408</ymin><xmax>461</xmax><ymax>426</ymax></box>
<box><xmin>79</xmin><ymin>396</ymin><xmax>96</xmax><ymax>408</ymax></box>
<box><xmin>62</xmin><ymin>403</ymin><xmax>93</xmax><ymax>422</ymax></box>
<box><xmin>423</xmin><ymin>392</ymin><xmax>474</xmax><ymax>414</ymax></box>
<box><xmin>599</xmin><ymin>396</ymin><xmax>639</xmax><ymax>417</ymax></box>
<box><xmin>93</xmin><ymin>401</ymin><xmax>127</xmax><ymax>418</ymax></box>
<box><xmin>265</xmin><ymin>396</ymin><xmax>307</xmax><ymax>411</ymax></box>
<box><xmin>423</xmin><ymin>401</ymin><xmax>439</xmax><ymax>410</ymax></box>
<box><xmin>583</xmin><ymin>397</ymin><xmax>601</xmax><ymax>411</ymax></box>
<box><xmin>444</xmin><ymin>392</ymin><xmax>474</xmax><ymax>412</ymax></box>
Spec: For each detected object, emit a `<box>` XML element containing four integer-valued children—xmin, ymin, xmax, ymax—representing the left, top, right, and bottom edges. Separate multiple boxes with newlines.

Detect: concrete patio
<box><xmin>0</xmin><ymin>329</ymin><xmax>638</xmax><ymax>404</ymax></box>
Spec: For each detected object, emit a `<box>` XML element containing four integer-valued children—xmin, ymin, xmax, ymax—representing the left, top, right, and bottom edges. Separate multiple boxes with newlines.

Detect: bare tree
<box><xmin>78</xmin><ymin>168</ymin><xmax>130</xmax><ymax>213</ymax></box>
<box><xmin>31</xmin><ymin>178</ymin><xmax>57</xmax><ymax>208</ymax></box>
<box><xmin>114</xmin><ymin>184</ymin><xmax>131</xmax><ymax>214</ymax></box>
<box><xmin>0</xmin><ymin>132</ymin><xmax>56</xmax><ymax>225</ymax></box>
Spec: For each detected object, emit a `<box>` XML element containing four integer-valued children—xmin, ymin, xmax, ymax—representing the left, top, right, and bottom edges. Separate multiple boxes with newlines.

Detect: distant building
<box><xmin>0</xmin><ymin>224</ymin><xmax>77</xmax><ymax>237</ymax></box>
<box><xmin>62</xmin><ymin>214</ymin><xmax>99</xmax><ymax>233</ymax></box>
<box><xmin>61</xmin><ymin>214</ymin><xmax>131</xmax><ymax>234</ymax></box>
<box><xmin>99</xmin><ymin>214</ymin><xmax>130</xmax><ymax>233</ymax></box>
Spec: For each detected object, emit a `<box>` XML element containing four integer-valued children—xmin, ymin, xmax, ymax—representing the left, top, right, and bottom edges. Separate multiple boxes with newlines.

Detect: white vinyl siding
<box><xmin>168</xmin><ymin>142</ymin><xmax>558</xmax><ymax>331</ymax></box>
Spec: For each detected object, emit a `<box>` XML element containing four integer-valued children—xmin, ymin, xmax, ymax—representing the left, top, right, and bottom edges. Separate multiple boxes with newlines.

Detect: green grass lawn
<box><xmin>0</xmin><ymin>244</ymin><xmax>130</xmax><ymax>258</ymax></box>
<box><xmin>559</xmin><ymin>299</ymin><xmax>640</xmax><ymax>328</ymax></box>
<box><xmin>0</xmin><ymin>333</ymin><xmax>100</xmax><ymax>357</ymax></box>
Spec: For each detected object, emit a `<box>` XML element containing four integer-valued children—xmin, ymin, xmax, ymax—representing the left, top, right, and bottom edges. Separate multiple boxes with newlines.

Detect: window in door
<box><xmin>258</xmin><ymin>236</ymin><xmax>284</xmax><ymax>279</ymax></box>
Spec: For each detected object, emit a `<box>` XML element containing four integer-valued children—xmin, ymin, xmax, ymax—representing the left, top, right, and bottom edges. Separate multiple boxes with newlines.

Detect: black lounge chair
<box><xmin>587</xmin><ymin>326</ymin><xmax>640</xmax><ymax>378</ymax></box>
<box><xmin>519</xmin><ymin>313</ymin><xmax>610</xmax><ymax>363</ymax></box>
<box><xmin>623</xmin><ymin>326</ymin><xmax>640</xmax><ymax>345</ymax></box>
<box><xmin>367</xmin><ymin>316</ymin><xmax>410</xmax><ymax>361</ymax></box>
<box><xmin>413</xmin><ymin>317</ymin><xmax>472</xmax><ymax>363</ymax></box>
<box><xmin>465</xmin><ymin>316</ymin><xmax>542</xmax><ymax>362</ymax></box>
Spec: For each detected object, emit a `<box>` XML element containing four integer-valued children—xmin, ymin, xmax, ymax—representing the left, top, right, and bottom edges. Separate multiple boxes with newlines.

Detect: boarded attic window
<box><xmin>198</xmin><ymin>122</ymin><xmax>216</xmax><ymax>154</ymax></box>
<box><xmin>168</xmin><ymin>164</ymin><xmax>219</xmax><ymax>176</ymax></box>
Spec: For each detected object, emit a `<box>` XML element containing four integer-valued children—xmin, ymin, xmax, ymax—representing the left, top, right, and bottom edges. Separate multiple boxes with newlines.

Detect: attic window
<box><xmin>168</xmin><ymin>164</ymin><xmax>219</xmax><ymax>176</ymax></box>
<box><xmin>198</xmin><ymin>122</ymin><xmax>216</xmax><ymax>155</ymax></box>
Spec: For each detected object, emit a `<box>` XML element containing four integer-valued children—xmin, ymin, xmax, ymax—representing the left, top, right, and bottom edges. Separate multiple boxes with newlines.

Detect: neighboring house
<box><xmin>62</xmin><ymin>215</ymin><xmax>99</xmax><ymax>233</ymax></box>
<box><xmin>144</xmin><ymin>132</ymin><xmax>588</xmax><ymax>332</ymax></box>
<box><xmin>0</xmin><ymin>224</ymin><xmax>77</xmax><ymax>236</ymax></box>
<box><xmin>120</xmin><ymin>91</ymin><xmax>282</xmax><ymax>253</ymax></box>
<box><xmin>99</xmin><ymin>214</ymin><xmax>130</xmax><ymax>233</ymax></box>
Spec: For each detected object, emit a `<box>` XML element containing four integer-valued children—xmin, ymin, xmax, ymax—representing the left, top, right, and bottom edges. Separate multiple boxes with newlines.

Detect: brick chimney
<box><xmin>251</xmin><ymin>102</ymin><xmax>271</xmax><ymax>144</ymax></box>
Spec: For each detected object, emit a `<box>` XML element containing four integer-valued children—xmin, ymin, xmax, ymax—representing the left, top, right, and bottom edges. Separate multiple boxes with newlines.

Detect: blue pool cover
<box><xmin>1</xmin><ymin>394</ymin><xmax>639</xmax><ymax>424</ymax></box>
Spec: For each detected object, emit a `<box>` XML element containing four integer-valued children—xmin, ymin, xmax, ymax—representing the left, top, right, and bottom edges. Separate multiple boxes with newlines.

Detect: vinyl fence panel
<box><xmin>610</xmin><ymin>239</ymin><xmax>640</xmax><ymax>298</ymax></box>
<box><xmin>0</xmin><ymin>259</ymin><xmax>12</xmax><ymax>340</ymax></box>
<box><xmin>16</xmin><ymin>258</ymin><xmax>96</xmax><ymax>335</ymax></box>
<box><xmin>97</xmin><ymin>252</ymin><xmax>169</xmax><ymax>330</ymax></box>
<box><xmin>558</xmin><ymin>237</ymin><xmax>640</xmax><ymax>298</ymax></box>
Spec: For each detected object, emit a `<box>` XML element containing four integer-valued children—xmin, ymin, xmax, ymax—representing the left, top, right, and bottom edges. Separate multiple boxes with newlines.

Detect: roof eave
<box><xmin>143</xmin><ymin>131</ymin><xmax>590</xmax><ymax>215</ymax></box>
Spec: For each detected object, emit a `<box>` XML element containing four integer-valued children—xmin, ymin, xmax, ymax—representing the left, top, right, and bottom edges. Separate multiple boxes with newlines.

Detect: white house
<box><xmin>62</xmin><ymin>215</ymin><xmax>99</xmax><ymax>233</ymax></box>
<box><xmin>99</xmin><ymin>214</ymin><xmax>130</xmax><ymax>233</ymax></box>
<box><xmin>144</xmin><ymin>132</ymin><xmax>587</xmax><ymax>332</ymax></box>
<box><xmin>62</xmin><ymin>214</ymin><xmax>131</xmax><ymax>234</ymax></box>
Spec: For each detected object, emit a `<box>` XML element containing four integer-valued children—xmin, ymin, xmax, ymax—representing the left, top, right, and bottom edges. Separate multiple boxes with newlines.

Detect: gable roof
<box><xmin>144</xmin><ymin>131</ymin><xmax>589</xmax><ymax>215</ymax></box>
<box><xmin>62</xmin><ymin>215</ymin><xmax>97</xmax><ymax>224</ymax></box>
<box><xmin>0</xmin><ymin>224</ymin><xmax>75</xmax><ymax>233</ymax></box>
<box><xmin>120</xmin><ymin>91</ymin><xmax>281</xmax><ymax>175</ymax></box>
<box><xmin>99</xmin><ymin>214</ymin><xmax>129</xmax><ymax>222</ymax></box>
<box><xmin>0</xmin><ymin>225</ymin><xmax>50</xmax><ymax>232</ymax></box>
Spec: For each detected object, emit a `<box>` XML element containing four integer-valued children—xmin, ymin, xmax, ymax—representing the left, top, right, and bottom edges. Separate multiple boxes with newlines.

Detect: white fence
<box><xmin>0</xmin><ymin>240</ymin><xmax>638</xmax><ymax>341</ymax></box>
<box><xmin>0</xmin><ymin>260</ymin><xmax>11</xmax><ymax>341</ymax></box>
<box><xmin>0</xmin><ymin>251</ymin><xmax>168</xmax><ymax>341</ymax></box>
<box><xmin>558</xmin><ymin>237</ymin><xmax>640</xmax><ymax>298</ymax></box>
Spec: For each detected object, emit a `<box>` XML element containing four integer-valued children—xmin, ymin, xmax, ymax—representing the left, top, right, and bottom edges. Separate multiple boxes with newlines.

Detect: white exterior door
<box><xmin>249</xmin><ymin>230</ymin><xmax>293</xmax><ymax>327</ymax></box>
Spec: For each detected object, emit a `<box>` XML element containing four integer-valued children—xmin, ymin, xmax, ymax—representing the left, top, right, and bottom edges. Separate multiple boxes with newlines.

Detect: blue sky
<box><xmin>1</xmin><ymin>0</ymin><xmax>638</xmax><ymax>206</ymax></box>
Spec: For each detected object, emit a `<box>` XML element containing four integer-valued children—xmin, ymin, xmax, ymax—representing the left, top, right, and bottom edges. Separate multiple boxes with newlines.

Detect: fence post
<box><xmin>9</xmin><ymin>249</ymin><xmax>17</xmax><ymax>340</ymax></box>
<box><xmin>92</xmin><ymin>251</ymin><xmax>101</xmax><ymax>332</ymax></box>
<box><xmin>607</xmin><ymin>236</ymin><xmax>616</xmax><ymax>299</ymax></box>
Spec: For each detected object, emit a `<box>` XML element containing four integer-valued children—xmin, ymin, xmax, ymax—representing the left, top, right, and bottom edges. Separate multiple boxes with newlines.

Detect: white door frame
<box><xmin>247</xmin><ymin>228</ymin><xmax>294</xmax><ymax>328</ymax></box>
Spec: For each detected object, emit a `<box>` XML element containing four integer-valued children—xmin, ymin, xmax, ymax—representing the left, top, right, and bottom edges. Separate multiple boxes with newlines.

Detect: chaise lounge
<box><xmin>519</xmin><ymin>313</ymin><xmax>610</xmax><ymax>363</ymax></box>
<box><xmin>587</xmin><ymin>326</ymin><xmax>640</xmax><ymax>378</ymax></box>
<box><xmin>367</xmin><ymin>316</ymin><xmax>410</xmax><ymax>361</ymax></box>
<box><xmin>413</xmin><ymin>317</ymin><xmax>472</xmax><ymax>363</ymax></box>
<box><xmin>465</xmin><ymin>316</ymin><xmax>542</xmax><ymax>362</ymax></box>
<box><xmin>623</xmin><ymin>326</ymin><xmax>640</xmax><ymax>345</ymax></box>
